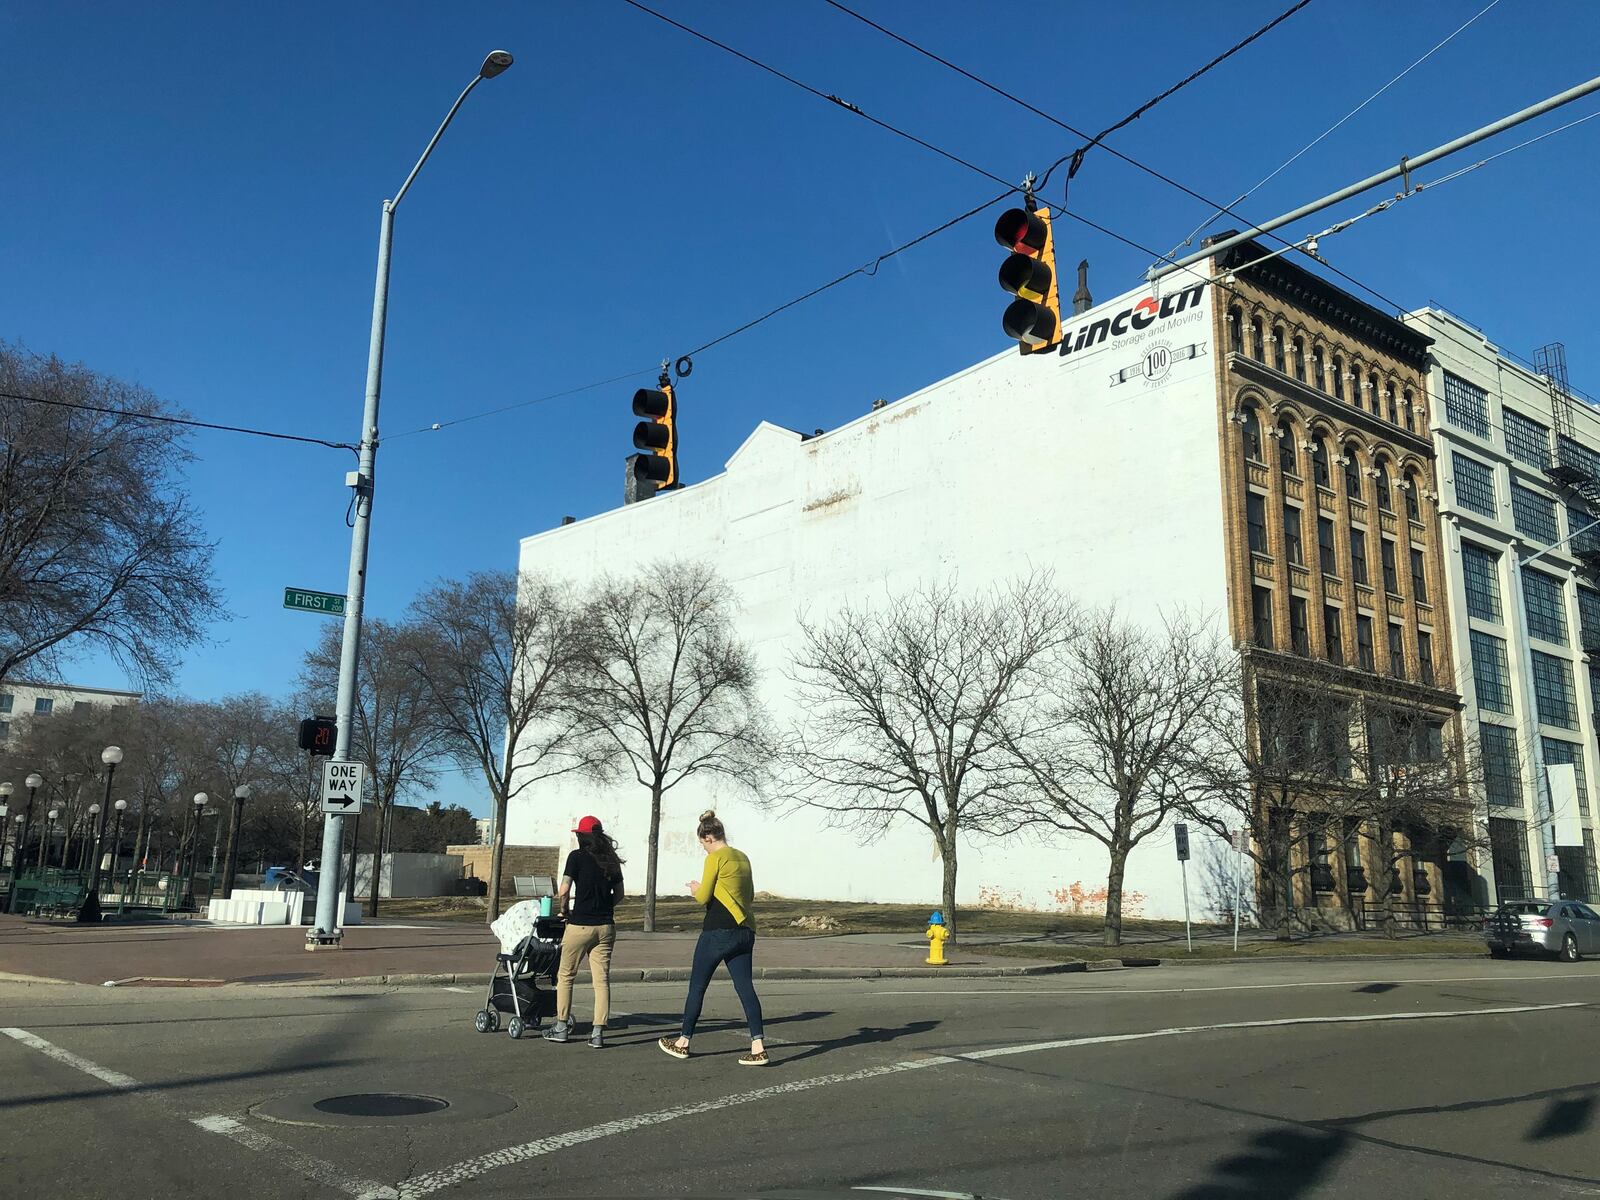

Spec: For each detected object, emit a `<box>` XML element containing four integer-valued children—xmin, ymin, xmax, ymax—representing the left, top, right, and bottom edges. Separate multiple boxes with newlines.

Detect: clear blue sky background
<box><xmin>4</xmin><ymin>1</ymin><xmax>1598</xmax><ymax>815</ymax></box>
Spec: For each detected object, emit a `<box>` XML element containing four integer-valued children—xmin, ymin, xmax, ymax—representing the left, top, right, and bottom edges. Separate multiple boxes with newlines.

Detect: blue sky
<box><xmin>4</xmin><ymin>1</ymin><xmax>1598</xmax><ymax>815</ymax></box>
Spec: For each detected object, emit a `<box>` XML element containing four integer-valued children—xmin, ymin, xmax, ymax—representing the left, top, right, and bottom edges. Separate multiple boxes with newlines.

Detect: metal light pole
<box><xmin>80</xmin><ymin>746</ymin><xmax>122</xmax><ymax>922</ymax></box>
<box><xmin>9</xmin><ymin>773</ymin><xmax>42</xmax><ymax>912</ymax></box>
<box><xmin>186</xmin><ymin>794</ymin><xmax>207</xmax><ymax>908</ymax></box>
<box><xmin>40</xmin><ymin>809</ymin><xmax>59</xmax><ymax>870</ymax></box>
<box><xmin>309</xmin><ymin>48</ymin><xmax>515</xmax><ymax>949</ymax></box>
<box><xmin>111</xmin><ymin>799</ymin><xmax>127</xmax><ymax>891</ymax></box>
<box><xmin>0</xmin><ymin>781</ymin><xmax>11</xmax><ymax>870</ymax></box>
<box><xmin>221</xmin><ymin>784</ymin><xmax>250</xmax><ymax>899</ymax></box>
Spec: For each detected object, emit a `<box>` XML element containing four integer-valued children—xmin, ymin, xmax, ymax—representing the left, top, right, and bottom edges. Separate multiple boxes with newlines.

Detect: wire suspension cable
<box><xmin>0</xmin><ymin>389</ymin><xmax>356</xmax><ymax>451</ymax></box>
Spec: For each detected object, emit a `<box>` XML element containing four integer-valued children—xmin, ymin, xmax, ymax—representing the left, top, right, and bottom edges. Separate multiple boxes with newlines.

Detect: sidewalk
<box><xmin>0</xmin><ymin>914</ymin><xmax>1067</xmax><ymax>987</ymax></box>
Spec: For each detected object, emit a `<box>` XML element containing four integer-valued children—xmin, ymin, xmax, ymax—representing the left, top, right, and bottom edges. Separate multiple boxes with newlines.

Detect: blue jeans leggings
<box><xmin>680</xmin><ymin>927</ymin><xmax>764</xmax><ymax>1041</ymax></box>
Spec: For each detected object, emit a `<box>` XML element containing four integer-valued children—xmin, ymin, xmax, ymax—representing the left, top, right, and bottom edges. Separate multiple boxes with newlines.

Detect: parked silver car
<box><xmin>1485</xmin><ymin>899</ymin><xmax>1600</xmax><ymax>961</ymax></box>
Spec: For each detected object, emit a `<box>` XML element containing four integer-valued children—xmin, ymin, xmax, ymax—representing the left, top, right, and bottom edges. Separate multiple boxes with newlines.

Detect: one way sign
<box><xmin>321</xmin><ymin>760</ymin><xmax>367</xmax><ymax>815</ymax></box>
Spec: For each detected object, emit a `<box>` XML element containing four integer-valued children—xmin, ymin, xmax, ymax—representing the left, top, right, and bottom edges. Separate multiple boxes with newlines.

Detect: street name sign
<box><xmin>321</xmin><ymin>760</ymin><xmax>366</xmax><ymax>814</ymax></box>
<box><xmin>284</xmin><ymin>587</ymin><xmax>347</xmax><ymax>616</ymax></box>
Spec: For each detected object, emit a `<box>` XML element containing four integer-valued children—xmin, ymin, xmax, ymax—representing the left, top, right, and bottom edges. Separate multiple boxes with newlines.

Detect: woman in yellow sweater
<box><xmin>658</xmin><ymin>810</ymin><xmax>767</xmax><ymax>1066</ymax></box>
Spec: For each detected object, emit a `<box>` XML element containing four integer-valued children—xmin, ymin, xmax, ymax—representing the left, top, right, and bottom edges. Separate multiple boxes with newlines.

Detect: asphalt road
<box><xmin>2</xmin><ymin>957</ymin><xmax>1598</xmax><ymax>1199</ymax></box>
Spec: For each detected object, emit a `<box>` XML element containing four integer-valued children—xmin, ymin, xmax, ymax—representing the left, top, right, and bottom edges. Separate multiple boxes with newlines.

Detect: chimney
<box><xmin>1072</xmin><ymin>259</ymin><xmax>1093</xmax><ymax>315</ymax></box>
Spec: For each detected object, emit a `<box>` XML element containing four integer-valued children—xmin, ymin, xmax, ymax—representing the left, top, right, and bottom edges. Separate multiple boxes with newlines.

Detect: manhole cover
<box><xmin>313</xmin><ymin>1094</ymin><xmax>448</xmax><ymax>1118</ymax></box>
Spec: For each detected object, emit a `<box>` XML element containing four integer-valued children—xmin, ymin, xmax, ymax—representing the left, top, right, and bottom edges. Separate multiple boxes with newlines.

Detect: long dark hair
<box><xmin>577</xmin><ymin>827</ymin><xmax>624</xmax><ymax>881</ymax></box>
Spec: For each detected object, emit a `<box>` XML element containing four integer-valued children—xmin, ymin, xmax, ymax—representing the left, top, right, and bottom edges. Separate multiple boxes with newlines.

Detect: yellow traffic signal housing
<box><xmin>631</xmin><ymin>383</ymin><xmax>678</xmax><ymax>489</ymax></box>
<box><xmin>995</xmin><ymin>206</ymin><xmax>1062</xmax><ymax>355</ymax></box>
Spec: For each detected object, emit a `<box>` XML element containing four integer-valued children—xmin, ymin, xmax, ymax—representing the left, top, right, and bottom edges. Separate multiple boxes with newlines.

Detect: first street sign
<box><xmin>320</xmin><ymin>760</ymin><xmax>366</xmax><ymax>815</ymax></box>
<box><xmin>284</xmin><ymin>587</ymin><xmax>347</xmax><ymax>616</ymax></box>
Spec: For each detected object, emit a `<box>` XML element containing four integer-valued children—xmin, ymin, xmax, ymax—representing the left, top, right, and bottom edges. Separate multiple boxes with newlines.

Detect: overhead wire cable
<box><xmin>617</xmin><ymin>0</ymin><xmax>1014</xmax><ymax>188</ymax></box>
<box><xmin>0</xmin><ymin>389</ymin><xmax>357</xmax><ymax>451</ymax></box>
<box><xmin>1170</xmin><ymin>0</ymin><xmax>1504</xmax><ymax>257</ymax></box>
<box><xmin>387</xmin><ymin>366</ymin><xmax>659</xmax><ymax>440</ymax></box>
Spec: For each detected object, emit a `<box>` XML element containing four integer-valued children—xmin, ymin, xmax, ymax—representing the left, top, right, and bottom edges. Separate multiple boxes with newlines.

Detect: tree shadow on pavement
<box><xmin>1167</xmin><ymin>1127</ymin><xmax>1350</xmax><ymax>1198</ymax></box>
<box><xmin>0</xmin><ymin>1055</ymin><xmax>366</xmax><ymax>1111</ymax></box>
<box><xmin>778</xmin><ymin>1018</ymin><xmax>941</xmax><ymax>1067</ymax></box>
<box><xmin>1529</xmin><ymin>1096</ymin><xmax>1595</xmax><ymax>1140</ymax></box>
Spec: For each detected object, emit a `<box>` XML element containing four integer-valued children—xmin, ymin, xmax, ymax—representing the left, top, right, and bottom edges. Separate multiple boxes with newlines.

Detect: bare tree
<box><xmin>261</xmin><ymin>696</ymin><xmax>322</xmax><ymax>874</ymax></box>
<box><xmin>1184</xmin><ymin>656</ymin><xmax>1367</xmax><ymax>940</ymax></box>
<box><xmin>0</xmin><ymin>343</ymin><xmax>221</xmax><ymax>688</ymax></box>
<box><xmin>302</xmin><ymin>619</ymin><xmax>445</xmax><ymax>916</ymax></box>
<box><xmin>784</xmin><ymin>574</ymin><xmax>1072</xmax><ymax>943</ymax></box>
<box><xmin>1007</xmin><ymin>608</ymin><xmax>1236</xmax><ymax>946</ymax></box>
<box><xmin>193</xmin><ymin>693</ymin><xmax>275</xmax><ymax>898</ymax></box>
<box><xmin>566</xmin><ymin>561</ymin><xmax>770</xmax><ymax>933</ymax></box>
<box><xmin>405</xmin><ymin>570</ymin><xmax>603</xmax><ymax>921</ymax></box>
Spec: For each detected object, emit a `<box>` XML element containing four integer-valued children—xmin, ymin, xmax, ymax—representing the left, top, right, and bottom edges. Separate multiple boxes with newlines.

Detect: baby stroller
<box><xmin>475</xmin><ymin>905</ymin><xmax>565</xmax><ymax>1040</ymax></box>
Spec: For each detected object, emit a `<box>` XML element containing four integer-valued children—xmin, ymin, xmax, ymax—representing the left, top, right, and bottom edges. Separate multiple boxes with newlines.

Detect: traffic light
<box><xmin>298</xmin><ymin>716</ymin><xmax>336</xmax><ymax>756</ymax></box>
<box><xmin>995</xmin><ymin>205</ymin><xmax>1062</xmax><ymax>354</ymax></box>
<box><xmin>630</xmin><ymin>380</ymin><xmax>678</xmax><ymax>491</ymax></box>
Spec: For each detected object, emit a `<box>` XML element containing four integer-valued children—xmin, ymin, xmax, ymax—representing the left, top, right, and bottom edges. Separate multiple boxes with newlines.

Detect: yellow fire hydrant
<box><xmin>925</xmin><ymin>911</ymin><xmax>949</xmax><ymax>967</ymax></box>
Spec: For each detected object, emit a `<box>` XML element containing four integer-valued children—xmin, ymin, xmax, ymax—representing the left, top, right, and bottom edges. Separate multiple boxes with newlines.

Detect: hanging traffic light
<box><xmin>629</xmin><ymin>376</ymin><xmax>678</xmax><ymax>494</ymax></box>
<box><xmin>995</xmin><ymin>205</ymin><xmax>1062</xmax><ymax>354</ymax></box>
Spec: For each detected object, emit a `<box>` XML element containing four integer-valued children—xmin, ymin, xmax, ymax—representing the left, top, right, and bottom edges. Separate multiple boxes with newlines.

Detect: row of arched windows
<box><xmin>1227</xmin><ymin>305</ymin><xmax>1418</xmax><ymax>433</ymax></box>
<box><xmin>1240</xmin><ymin>406</ymin><xmax>1425</xmax><ymax>523</ymax></box>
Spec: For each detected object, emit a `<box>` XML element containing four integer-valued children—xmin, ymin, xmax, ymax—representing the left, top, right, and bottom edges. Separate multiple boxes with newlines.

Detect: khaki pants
<box><xmin>555</xmin><ymin>922</ymin><xmax>615</xmax><ymax>1026</ymax></box>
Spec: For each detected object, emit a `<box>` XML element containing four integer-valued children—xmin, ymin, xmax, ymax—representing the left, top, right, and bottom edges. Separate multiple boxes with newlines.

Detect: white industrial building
<box><xmin>1406</xmin><ymin>307</ymin><xmax>1600</xmax><ymax>902</ymax></box>
<box><xmin>511</xmin><ymin>278</ymin><xmax>1227</xmax><ymax>919</ymax></box>
<box><xmin>0</xmin><ymin>681</ymin><xmax>142</xmax><ymax>747</ymax></box>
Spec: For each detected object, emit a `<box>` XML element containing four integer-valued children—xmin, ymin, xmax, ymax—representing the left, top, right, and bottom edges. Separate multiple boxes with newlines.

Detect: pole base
<box><xmin>77</xmin><ymin>890</ymin><xmax>103</xmax><ymax>923</ymax></box>
<box><xmin>305</xmin><ymin>929</ymin><xmax>344</xmax><ymax>951</ymax></box>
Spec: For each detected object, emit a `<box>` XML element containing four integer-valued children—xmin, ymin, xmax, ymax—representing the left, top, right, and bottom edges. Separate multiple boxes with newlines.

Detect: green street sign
<box><xmin>283</xmin><ymin>587</ymin><xmax>347</xmax><ymax>616</ymax></box>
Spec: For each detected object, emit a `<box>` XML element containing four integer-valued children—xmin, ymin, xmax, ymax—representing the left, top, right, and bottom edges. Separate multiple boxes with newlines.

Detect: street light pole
<box><xmin>80</xmin><ymin>746</ymin><xmax>122</xmax><ymax>923</ymax></box>
<box><xmin>111</xmin><ymin>799</ymin><xmax>127</xmax><ymax>893</ymax></box>
<box><xmin>0</xmin><ymin>781</ymin><xmax>11</xmax><ymax>871</ymax></box>
<box><xmin>41</xmin><ymin>809</ymin><xmax>59</xmax><ymax>870</ymax></box>
<box><xmin>222</xmin><ymin>784</ymin><xmax>250</xmax><ymax>899</ymax></box>
<box><xmin>308</xmin><ymin>49</ymin><xmax>515</xmax><ymax>949</ymax></box>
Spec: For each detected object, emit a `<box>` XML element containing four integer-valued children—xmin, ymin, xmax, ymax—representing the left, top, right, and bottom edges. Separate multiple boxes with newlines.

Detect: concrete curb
<box><xmin>1154</xmin><ymin>951</ymin><xmax>1488</xmax><ymax>967</ymax></box>
<box><xmin>0</xmin><ymin>970</ymin><xmax>77</xmax><ymax>987</ymax></box>
<box><xmin>262</xmin><ymin>962</ymin><xmax>1084</xmax><ymax>988</ymax></box>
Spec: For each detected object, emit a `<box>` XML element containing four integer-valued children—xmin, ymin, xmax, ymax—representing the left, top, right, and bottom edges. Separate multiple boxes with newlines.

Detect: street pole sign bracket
<box><xmin>320</xmin><ymin>761</ymin><xmax>366</xmax><ymax>815</ymax></box>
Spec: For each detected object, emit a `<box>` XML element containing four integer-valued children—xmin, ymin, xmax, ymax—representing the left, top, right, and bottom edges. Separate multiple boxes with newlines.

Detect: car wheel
<box><xmin>1560</xmin><ymin>933</ymin><xmax>1580</xmax><ymax>963</ymax></box>
<box><xmin>1489</xmin><ymin>946</ymin><xmax>1509</xmax><ymax>959</ymax></box>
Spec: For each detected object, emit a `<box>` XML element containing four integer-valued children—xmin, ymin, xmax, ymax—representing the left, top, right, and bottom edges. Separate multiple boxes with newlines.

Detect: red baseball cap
<box><xmin>573</xmin><ymin>816</ymin><xmax>602</xmax><ymax>834</ymax></box>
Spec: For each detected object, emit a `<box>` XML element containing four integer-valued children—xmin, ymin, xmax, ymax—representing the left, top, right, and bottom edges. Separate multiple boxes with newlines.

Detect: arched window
<box><xmin>1332</xmin><ymin>357</ymin><xmax>1345</xmax><ymax>401</ymax></box>
<box><xmin>1312</xmin><ymin>437</ymin><xmax>1331</xmax><ymax>488</ymax></box>
<box><xmin>1293</xmin><ymin>337</ymin><xmax>1306</xmax><ymax>382</ymax></box>
<box><xmin>1404</xmin><ymin>471</ymin><xmax>1422</xmax><ymax>522</ymax></box>
<box><xmin>1313</xmin><ymin>347</ymin><xmax>1327</xmax><ymax>392</ymax></box>
<box><xmin>1249</xmin><ymin>316</ymin><xmax>1265</xmax><ymax>362</ymax></box>
<box><xmin>1402</xmin><ymin>388</ymin><xmax>1415</xmax><ymax>431</ymax></box>
<box><xmin>1374</xmin><ymin>456</ymin><xmax>1393</xmax><ymax>511</ymax></box>
<box><xmin>1278</xmin><ymin>418</ymin><xmax>1298</xmax><ymax>476</ymax></box>
<box><xmin>1343</xmin><ymin>444</ymin><xmax>1362</xmax><ymax>498</ymax></box>
<box><xmin>1273</xmin><ymin>325</ymin><xmax>1286</xmax><ymax>373</ymax></box>
<box><xmin>1384</xmin><ymin>383</ymin><xmax>1398</xmax><ymax>424</ymax></box>
<box><xmin>1368</xmin><ymin>372</ymin><xmax>1380</xmax><ymax>413</ymax></box>
<box><xmin>1242</xmin><ymin>408</ymin><xmax>1263</xmax><ymax>462</ymax></box>
<box><xmin>1228</xmin><ymin>306</ymin><xmax>1243</xmax><ymax>353</ymax></box>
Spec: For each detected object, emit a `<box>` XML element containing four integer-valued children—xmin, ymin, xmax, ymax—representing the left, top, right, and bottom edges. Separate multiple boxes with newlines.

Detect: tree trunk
<box><xmin>1376</xmin><ymin>821</ymin><xmax>1398</xmax><ymax>938</ymax></box>
<box><xmin>132</xmin><ymin>807</ymin><xmax>149</xmax><ymax>870</ymax></box>
<box><xmin>296</xmin><ymin>807</ymin><xmax>308</xmax><ymax>875</ymax></box>
<box><xmin>367</xmin><ymin>799</ymin><xmax>387</xmax><ymax>917</ymax></box>
<box><xmin>346</xmin><ymin>810</ymin><xmax>361</xmax><ymax>900</ymax></box>
<box><xmin>644</xmin><ymin>781</ymin><xmax>663</xmax><ymax>933</ymax></box>
<box><xmin>220</xmin><ymin>798</ymin><xmax>241</xmax><ymax>900</ymax></box>
<box><xmin>1103</xmin><ymin>841</ymin><xmax>1129</xmax><ymax>946</ymax></box>
<box><xmin>486</xmin><ymin>782</ymin><xmax>510</xmax><ymax>923</ymax></box>
<box><xmin>940</xmin><ymin>841</ymin><xmax>959</xmax><ymax>945</ymax></box>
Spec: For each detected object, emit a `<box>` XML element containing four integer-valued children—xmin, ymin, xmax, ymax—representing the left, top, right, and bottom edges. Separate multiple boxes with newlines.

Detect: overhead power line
<box><xmin>0</xmin><ymin>389</ymin><xmax>357</xmax><ymax>451</ymax></box>
<box><xmin>617</xmin><ymin>0</ymin><xmax>1013</xmax><ymax>188</ymax></box>
<box><xmin>1171</xmin><ymin>0</ymin><xmax>1504</xmax><ymax>256</ymax></box>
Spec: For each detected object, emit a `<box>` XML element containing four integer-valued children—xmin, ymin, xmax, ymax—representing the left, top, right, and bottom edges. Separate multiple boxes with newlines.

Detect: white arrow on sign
<box><xmin>321</xmin><ymin>760</ymin><xmax>367</xmax><ymax>815</ymax></box>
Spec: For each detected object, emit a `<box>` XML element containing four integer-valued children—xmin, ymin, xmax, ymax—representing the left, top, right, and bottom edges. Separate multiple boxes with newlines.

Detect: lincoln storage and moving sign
<box><xmin>510</xmin><ymin>278</ymin><xmax>1227</xmax><ymax>918</ymax></box>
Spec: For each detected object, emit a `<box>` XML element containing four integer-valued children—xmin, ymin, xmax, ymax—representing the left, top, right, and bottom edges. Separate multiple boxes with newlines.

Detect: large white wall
<box><xmin>511</xmin><ymin>280</ymin><xmax>1232</xmax><ymax>919</ymax></box>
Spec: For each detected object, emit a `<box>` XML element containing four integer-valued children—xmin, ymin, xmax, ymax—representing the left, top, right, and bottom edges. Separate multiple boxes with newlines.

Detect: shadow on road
<box><xmin>1167</xmin><ymin>1127</ymin><xmax>1349</xmax><ymax>1198</ymax></box>
<box><xmin>1529</xmin><ymin>1096</ymin><xmax>1595</xmax><ymax>1140</ymax></box>
<box><xmin>779</xmin><ymin>1018</ymin><xmax>941</xmax><ymax>1067</ymax></box>
<box><xmin>0</xmin><ymin>1056</ymin><xmax>366</xmax><ymax>1111</ymax></box>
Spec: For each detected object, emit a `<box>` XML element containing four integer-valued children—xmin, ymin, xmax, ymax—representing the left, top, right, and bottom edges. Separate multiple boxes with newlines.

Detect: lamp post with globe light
<box><xmin>79</xmin><ymin>746</ymin><xmax>122</xmax><ymax>922</ymax></box>
<box><xmin>221</xmin><ymin>784</ymin><xmax>251</xmax><ymax>900</ymax></box>
<box><xmin>0</xmin><ymin>781</ymin><xmax>11</xmax><ymax>871</ymax></box>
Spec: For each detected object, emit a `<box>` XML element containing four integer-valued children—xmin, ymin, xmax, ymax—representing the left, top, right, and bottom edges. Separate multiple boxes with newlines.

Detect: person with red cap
<box><xmin>544</xmin><ymin>815</ymin><xmax>624</xmax><ymax>1048</ymax></box>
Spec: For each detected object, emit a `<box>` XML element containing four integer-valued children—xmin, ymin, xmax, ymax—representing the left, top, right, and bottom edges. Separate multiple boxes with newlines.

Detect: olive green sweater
<box><xmin>694</xmin><ymin>845</ymin><xmax>755</xmax><ymax>930</ymax></box>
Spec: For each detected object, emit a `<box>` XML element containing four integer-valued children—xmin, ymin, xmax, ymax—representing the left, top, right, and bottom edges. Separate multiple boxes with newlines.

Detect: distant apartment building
<box><xmin>0</xmin><ymin>681</ymin><xmax>142</xmax><ymax>746</ymax></box>
<box><xmin>1404</xmin><ymin>308</ymin><xmax>1600</xmax><ymax>904</ymax></box>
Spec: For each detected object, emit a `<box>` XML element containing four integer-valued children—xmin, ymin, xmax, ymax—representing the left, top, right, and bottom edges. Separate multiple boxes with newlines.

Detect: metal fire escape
<box><xmin>1539</xmin><ymin>342</ymin><xmax>1600</xmax><ymax>583</ymax></box>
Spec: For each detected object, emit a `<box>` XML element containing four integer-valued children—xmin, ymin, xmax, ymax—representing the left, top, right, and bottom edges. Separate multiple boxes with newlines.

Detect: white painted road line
<box><xmin>192</xmin><ymin>1116</ymin><xmax>398</xmax><ymax>1200</ymax></box>
<box><xmin>401</xmin><ymin>1001</ymin><xmax>1585</xmax><ymax>1198</ymax></box>
<box><xmin>960</xmin><ymin>1002</ymin><xmax>1588</xmax><ymax>1061</ymax></box>
<box><xmin>397</xmin><ymin>1056</ymin><xmax>957</xmax><ymax>1199</ymax></box>
<box><xmin>877</xmin><ymin>970</ymin><xmax>1600</xmax><ymax>997</ymax></box>
<box><xmin>1</xmin><ymin>1026</ymin><xmax>140</xmax><ymax>1089</ymax></box>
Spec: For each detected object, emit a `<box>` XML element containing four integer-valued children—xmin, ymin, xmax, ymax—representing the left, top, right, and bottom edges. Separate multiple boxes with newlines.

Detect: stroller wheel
<box><xmin>474</xmin><ymin>1009</ymin><xmax>493</xmax><ymax>1033</ymax></box>
<box><xmin>507</xmin><ymin>1015</ymin><xmax>525</xmax><ymax>1040</ymax></box>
